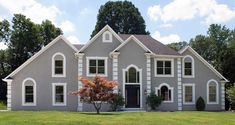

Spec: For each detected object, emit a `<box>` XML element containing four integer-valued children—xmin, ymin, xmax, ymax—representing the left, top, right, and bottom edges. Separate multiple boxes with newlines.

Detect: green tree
<box><xmin>167</xmin><ymin>41</ymin><xmax>188</xmax><ymax>51</ymax></box>
<box><xmin>8</xmin><ymin>14</ymin><xmax>43</xmax><ymax>70</ymax></box>
<box><xmin>91</xmin><ymin>1</ymin><xmax>149</xmax><ymax>37</ymax></box>
<box><xmin>226</xmin><ymin>85</ymin><xmax>235</xmax><ymax>110</ymax></box>
<box><xmin>40</xmin><ymin>20</ymin><xmax>62</xmax><ymax>46</ymax></box>
<box><xmin>0</xmin><ymin>19</ymin><xmax>10</xmax><ymax>43</ymax></box>
<box><xmin>189</xmin><ymin>35</ymin><xmax>217</xmax><ymax>64</ymax></box>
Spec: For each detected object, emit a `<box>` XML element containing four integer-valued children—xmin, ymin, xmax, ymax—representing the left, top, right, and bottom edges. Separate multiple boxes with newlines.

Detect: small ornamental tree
<box><xmin>196</xmin><ymin>96</ymin><xmax>205</xmax><ymax>111</ymax></box>
<box><xmin>226</xmin><ymin>85</ymin><xmax>235</xmax><ymax>110</ymax></box>
<box><xmin>71</xmin><ymin>76</ymin><xmax>118</xmax><ymax>114</ymax></box>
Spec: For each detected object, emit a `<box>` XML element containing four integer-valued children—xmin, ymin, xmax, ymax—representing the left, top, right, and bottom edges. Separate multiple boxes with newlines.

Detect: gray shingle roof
<box><xmin>118</xmin><ymin>34</ymin><xmax>180</xmax><ymax>56</ymax></box>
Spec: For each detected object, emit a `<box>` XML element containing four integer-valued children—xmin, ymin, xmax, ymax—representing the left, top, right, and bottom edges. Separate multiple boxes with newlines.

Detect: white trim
<box><xmin>76</xmin><ymin>53</ymin><xmax>84</xmax><ymax>111</ymax></box>
<box><xmin>146</xmin><ymin>53</ymin><xmax>151</xmax><ymax>94</ymax></box>
<box><xmin>112</xmin><ymin>52</ymin><xmax>119</xmax><ymax>93</ymax></box>
<box><xmin>182</xmin><ymin>55</ymin><xmax>195</xmax><ymax>78</ymax></box>
<box><xmin>52</xmin><ymin>83</ymin><xmax>67</xmax><ymax>106</ymax></box>
<box><xmin>112</xmin><ymin>35</ymin><xmax>154</xmax><ymax>54</ymax></box>
<box><xmin>154</xmin><ymin>58</ymin><xmax>174</xmax><ymax>77</ymax></box>
<box><xmin>78</xmin><ymin>25</ymin><xmax>123</xmax><ymax>52</ymax></box>
<box><xmin>177</xmin><ymin>58</ymin><xmax>182</xmax><ymax>110</ymax></box>
<box><xmin>5</xmin><ymin>35</ymin><xmax>78</xmax><ymax>79</ymax></box>
<box><xmin>221</xmin><ymin>82</ymin><xmax>225</xmax><ymax>110</ymax></box>
<box><xmin>179</xmin><ymin>46</ymin><xmax>228</xmax><ymax>82</ymax></box>
<box><xmin>122</xmin><ymin>64</ymin><xmax>142</xmax><ymax>108</ymax></box>
<box><xmin>102</xmin><ymin>31</ymin><xmax>112</xmax><ymax>43</ymax></box>
<box><xmin>3</xmin><ymin>79</ymin><xmax>13</xmax><ymax>110</ymax></box>
<box><xmin>207</xmin><ymin>79</ymin><xmax>219</xmax><ymax>104</ymax></box>
<box><xmin>52</xmin><ymin>52</ymin><xmax>66</xmax><ymax>77</ymax></box>
<box><xmin>22</xmin><ymin>77</ymin><xmax>36</xmax><ymax>106</ymax></box>
<box><xmin>183</xmin><ymin>83</ymin><xmax>195</xmax><ymax>105</ymax></box>
<box><xmin>86</xmin><ymin>57</ymin><xmax>108</xmax><ymax>77</ymax></box>
<box><xmin>155</xmin><ymin>83</ymin><xmax>174</xmax><ymax>103</ymax></box>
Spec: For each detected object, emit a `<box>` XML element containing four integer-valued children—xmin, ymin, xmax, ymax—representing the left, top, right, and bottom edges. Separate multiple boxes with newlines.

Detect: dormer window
<box><xmin>102</xmin><ymin>31</ymin><xmax>112</xmax><ymax>42</ymax></box>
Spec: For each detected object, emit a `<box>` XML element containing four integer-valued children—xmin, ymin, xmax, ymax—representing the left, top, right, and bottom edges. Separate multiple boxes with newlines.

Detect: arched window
<box><xmin>125</xmin><ymin>67</ymin><xmax>140</xmax><ymax>83</ymax></box>
<box><xmin>22</xmin><ymin>78</ymin><xmax>36</xmax><ymax>106</ymax></box>
<box><xmin>52</xmin><ymin>52</ymin><xmax>66</xmax><ymax>77</ymax></box>
<box><xmin>102</xmin><ymin>31</ymin><xmax>112</xmax><ymax>42</ymax></box>
<box><xmin>207</xmin><ymin>79</ymin><xmax>219</xmax><ymax>104</ymax></box>
<box><xmin>155</xmin><ymin>83</ymin><xmax>174</xmax><ymax>102</ymax></box>
<box><xmin>183</xmin><ymin>55</ymin><xmax>194</xmax><ymax>78</ymax></box>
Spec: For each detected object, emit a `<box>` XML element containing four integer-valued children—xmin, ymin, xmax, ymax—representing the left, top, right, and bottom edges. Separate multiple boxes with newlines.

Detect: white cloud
<box><xmin>160</xmin><ymin>23</ymin><xmax>173</xmax><ymax>28</ymax></box>
<box><xmin>0</xmin><ymin>42</ymin><xmax>8</xmax><ymax>50</ymax></box>
<box><xmin>147</xmin><ymin>0</ymin><xmax>235</xmax><ymax>24</ymax></box>
<box><xmin>59</xmin><ymin>20</ymin><xmax>75</xmax><ymax>33</ymax></box>
<box><xmin>0</xmin><ymin>0</ymin><xmax>60</xmax><ymax>24</ymax></box>
<box><xmin>152</xmin><ymin>31</ymin><xmax>180</xmax><ymax>44</ymax></box>
<box><xmin>67</xmin><ymin>35</ymin><xmax>80</xmax><ymax>44</ymax></box>
<box><xmin>147</xmin><ymin>5</ymin><xmax>162</xmax><ymax>21</ymax></box>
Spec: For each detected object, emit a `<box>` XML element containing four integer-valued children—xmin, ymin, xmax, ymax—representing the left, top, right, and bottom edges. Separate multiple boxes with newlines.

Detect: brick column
<box><xmin>177</xmin><ymin>58</ymin><xmax>182</xmax><ymax>111</ymax></box>
<box><xmin>145</xmin><ymin>53</ymin><xmax>151</xmax><ymax>95</ymax></box>
<box><xmin>76</xmin><ymin>53</ymin><xmax>84</xmax><ymax>111</ymax></box>
<box><xmin>111</xmin><ymin>52</ymin><xmax>120</xmax><ymax>93</ymax></box>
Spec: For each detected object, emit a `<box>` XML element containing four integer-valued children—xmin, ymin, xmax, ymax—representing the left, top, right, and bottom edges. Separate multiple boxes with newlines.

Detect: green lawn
<box><xmin>0</xmin><ymin>111</ymin><xmax>234</xmax><ymax>125</ymax></box>
<box><xmin>0</xmin><ymin>101</ymin><xmax>6</xmax><ymax>110</ymax></box>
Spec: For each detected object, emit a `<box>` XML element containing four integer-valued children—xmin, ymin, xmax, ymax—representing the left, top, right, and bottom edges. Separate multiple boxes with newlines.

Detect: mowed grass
<box><xmin>0</xmin><ymin>111</ymin><xmax>234</xmax><ymax>125</ymax></box>
<box><xmin>0</xmin><ymin>101</ymin><xmax>6</xmax><ymax>110</ymax></box>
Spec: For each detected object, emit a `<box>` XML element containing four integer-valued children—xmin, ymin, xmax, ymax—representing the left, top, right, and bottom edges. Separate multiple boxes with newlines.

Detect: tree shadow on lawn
<box><xmin>80</xmin><ymin>112</ymin><xmax>120</xmax><ymax>116</ymax></box>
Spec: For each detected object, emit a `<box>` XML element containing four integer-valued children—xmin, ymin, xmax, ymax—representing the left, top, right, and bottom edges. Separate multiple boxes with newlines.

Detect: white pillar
<box><xmin>177</xmin><ymin>58</ymin><xmax>182</xmax><ymax>111</ymax></box>
<box><xmin>3</xmin><ymin>79</ymin><xmax>13</xmax><ymax>111</ymax></box>
<box><xmin>221</xmin><ymin>82</ymin><xmax>225</xmax><ymax>110</ymax></box>
<box><xmin>111</xmin><ymin>52</ymin><xmax>120</xmax><ymax>93</ymax></box>
<box><xmin>145</xmin><ymin>53</ymin><xmax>151</xmax><ymax>95</ymax></box>
<box><xmin>76</xmin><ymin>53</ymin><xmax>84</xmax><ymax>111</ymax></box>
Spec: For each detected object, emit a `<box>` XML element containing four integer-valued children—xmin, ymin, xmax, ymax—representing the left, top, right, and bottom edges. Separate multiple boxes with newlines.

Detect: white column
<box><xmin>145</xmin><ymin>53</ymin><xmax>151</xmax><ymax>95</ymax></box>
<box><xmin>3</xmin><ymin>79</ymin><xmax>13</xmax><ymax>111</ymax></box>
<box><xmin>112</xmin><ymin>52</ymin><xmax>120</xmax><ymax>93</ymax></box>
<box><xmin>76</xmin><ymin>53</ymin><xmax>84</xmax><ymax>111</ymax></box>
<box><xmin>221</xmin><ymin>82</ymin><xmax>225</xmax><ymax>110</ymax></box>
<box><xmin>177</xmin><ymin>58</ymin><xmax>182</xmax><ymax>111</ymax></box>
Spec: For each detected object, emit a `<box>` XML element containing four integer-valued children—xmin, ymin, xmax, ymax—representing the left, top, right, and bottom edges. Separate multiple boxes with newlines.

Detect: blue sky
<box><xmin>0</xmin><ymin>0</ymin><xmax>235</xmax><ymax>50</ymax></box>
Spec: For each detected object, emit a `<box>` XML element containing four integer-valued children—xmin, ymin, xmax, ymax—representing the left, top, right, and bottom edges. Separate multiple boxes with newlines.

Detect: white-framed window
<box><xmin>125</xmin><ymin>66</ymin><xmax>140</xmax><ymax>83</ymax></box>
<box><xmin>154</xmin><ymin>58</ymin><xmax>174</xmax><ymax>77</ymax></box>
<box><xmin>155</xmin><ymin>83</ymin><xmax>174</xmax><ymax>103</ymax></box>
<box><xmin>102</xmin><ymin>31</ymin><xmax>112</xmax><ymax>43</ymax></box>
<box><xmin>86</xmin><ymin>57</ymin><xmax>108</xmax><ymax>77</ymax></box>
<box><xmin>52</xmin><ymin>83</ymin><xmax>67</xmax><ymax>106</ymax></box>
<box><xmin>183</xmin><ymin>55</ymin><xmax>195</xmax><ymax>78</ymax></box>
<box><xmin>52</xmin><ymin>52</ymin><xmax>66</xmax><ymax>77</ymax></box>
<box><xmin>22</xmin><ymin>78</ymin><xmax>36</xmax><ymax>106</ymax></box>
<box><xmin>183</xmin><ymin>83</ymin><xmax>195</xmax><ymax>104</ymax></box>
<box><xmin>207</xmin><ymin>79</ymin><xmax>219</xmax><ymax>104</ymax></box>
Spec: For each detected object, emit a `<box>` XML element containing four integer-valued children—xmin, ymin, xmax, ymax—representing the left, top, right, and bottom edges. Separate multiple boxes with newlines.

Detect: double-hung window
<box><xmin>22</xmin><ymin>78</ymin><xmax>36</xmax><ymax>106</ymax></box>
<box><xmin>87</xmin><ymin>57</ymin><xmax>108</xmax><ymax>77</ymax></box>
<box><xmin>183</xmin><ymin>84</ymin><xmax>195</xmax><ymax>104</ymax></box>
<box><xmin>155</xmin><ymin>59</ymin><xmax>174</xmax><ymax>77</ymax></box>
<box><xmin>52</xmin><ymin>83</ymin><xmax>67</xmax><ymax>106</ymax></box>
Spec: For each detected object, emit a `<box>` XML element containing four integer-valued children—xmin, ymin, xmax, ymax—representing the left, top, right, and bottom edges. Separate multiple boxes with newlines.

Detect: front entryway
<box><xmin>125</xmin><ymin>85</ymin><xmax>140</xmax><ymax>108</ymax></box>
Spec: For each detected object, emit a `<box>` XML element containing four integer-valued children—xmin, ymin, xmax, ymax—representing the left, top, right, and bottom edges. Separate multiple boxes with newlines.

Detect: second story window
<box><xmin>52</xmin><ymin>52</ymin><xmax>66</xmax><ymax>77</ymax></box>
<box><xmin>183</xmin><ymin>55</ymin><xmax>194</xmax><ymax>78</ymax></box>
<box><xmin>86</xmin><ymin>57</ymin><xmax>108</xmax><ymax>77</ymax></box>
<box><xmin>154</xmin><ymin>59</ymin><xmax>174</xmax><ymax>77</ymax></box>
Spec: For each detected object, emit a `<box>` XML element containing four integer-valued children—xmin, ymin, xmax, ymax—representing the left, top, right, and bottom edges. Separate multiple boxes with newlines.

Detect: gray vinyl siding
<box><xmin>118</xmin><ymin>39</ymin><xmax>147</xmax><ymax>109</ymax></box>
<box><xmin>81</xmin><ymin>30</ymin><xmax>121</xmax><ymax>111</ymax></box>
<box><xmin>181</xmin><ymin>49</ymin><xmax>222</xmax><ymax>111</ymax></box>
<box><xmin>151</xmin><ymin>58</ymin><xmax>178</xmax><ymax>111</ymax></box>
<box><xmin>10</xmin><ymin>39</ymin><xmax>78</xmax><ymax>111</ymax></box>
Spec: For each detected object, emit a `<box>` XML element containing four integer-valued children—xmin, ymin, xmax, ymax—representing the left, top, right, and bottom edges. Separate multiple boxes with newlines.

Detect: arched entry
<box><xmin>123</xmin><ymin>64</ymin><xmax>142</xmax><ymax>108</ymax></box>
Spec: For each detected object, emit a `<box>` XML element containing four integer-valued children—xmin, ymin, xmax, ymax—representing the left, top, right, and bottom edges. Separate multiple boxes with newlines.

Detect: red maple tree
<box><xmin>71</xmin><ymin>76</ymin><xmax>118</xmax><ymax>114</ymax></box>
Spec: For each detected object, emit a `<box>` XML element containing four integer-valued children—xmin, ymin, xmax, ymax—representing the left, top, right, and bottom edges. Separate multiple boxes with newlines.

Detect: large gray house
<box><xmin>3</xmin><ymin>25</ymin><xmax>228</xmax><ymax>111</ymax></box>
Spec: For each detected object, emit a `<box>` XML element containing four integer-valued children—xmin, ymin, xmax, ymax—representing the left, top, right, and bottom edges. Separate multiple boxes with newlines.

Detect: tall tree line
<box><xmin>0</xmin><ymin>14</ymin><xmax>62</xmax><ymax>100</ymax></box>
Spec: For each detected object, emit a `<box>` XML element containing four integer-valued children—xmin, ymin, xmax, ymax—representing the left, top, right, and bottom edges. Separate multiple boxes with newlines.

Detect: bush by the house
<box><xmin>196</xmin><ymin>96</ymin><xmax>205</xmax><ymax>111</ymax></box>
<box><xmin>146</xmin><ymin>93</ymin><xmax>162</xmax><ymax>110</ymax></box>
<box><xmin>226</xmin><ymin>84</ymin><xmax>235</xmax><ymax>110</ymax></box>
<box><xmin>108</xmin><ymin>94</ymin><xmax>125</xmax><ymax>111</ymax></box>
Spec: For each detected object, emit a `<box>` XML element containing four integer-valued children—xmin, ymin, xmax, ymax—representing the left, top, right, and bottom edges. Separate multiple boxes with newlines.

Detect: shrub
<box><xmin>226</xmin><ymin>85</ymin><xmax>235</xmax><ymax>110</ymax></box>
<box><xmin>146</xmin><ymin>93</ymin><xmax>162</xmax><ymax>110</ymax></box>
<box><xmin>196</xmin><ymin>96</ymin><xmax>205</xmax><ymax>111</ymax></box>
<box><xmin>108</xmin><ymin>94</ymin><xmax>125</xmax><ymax>111</ymax></box>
